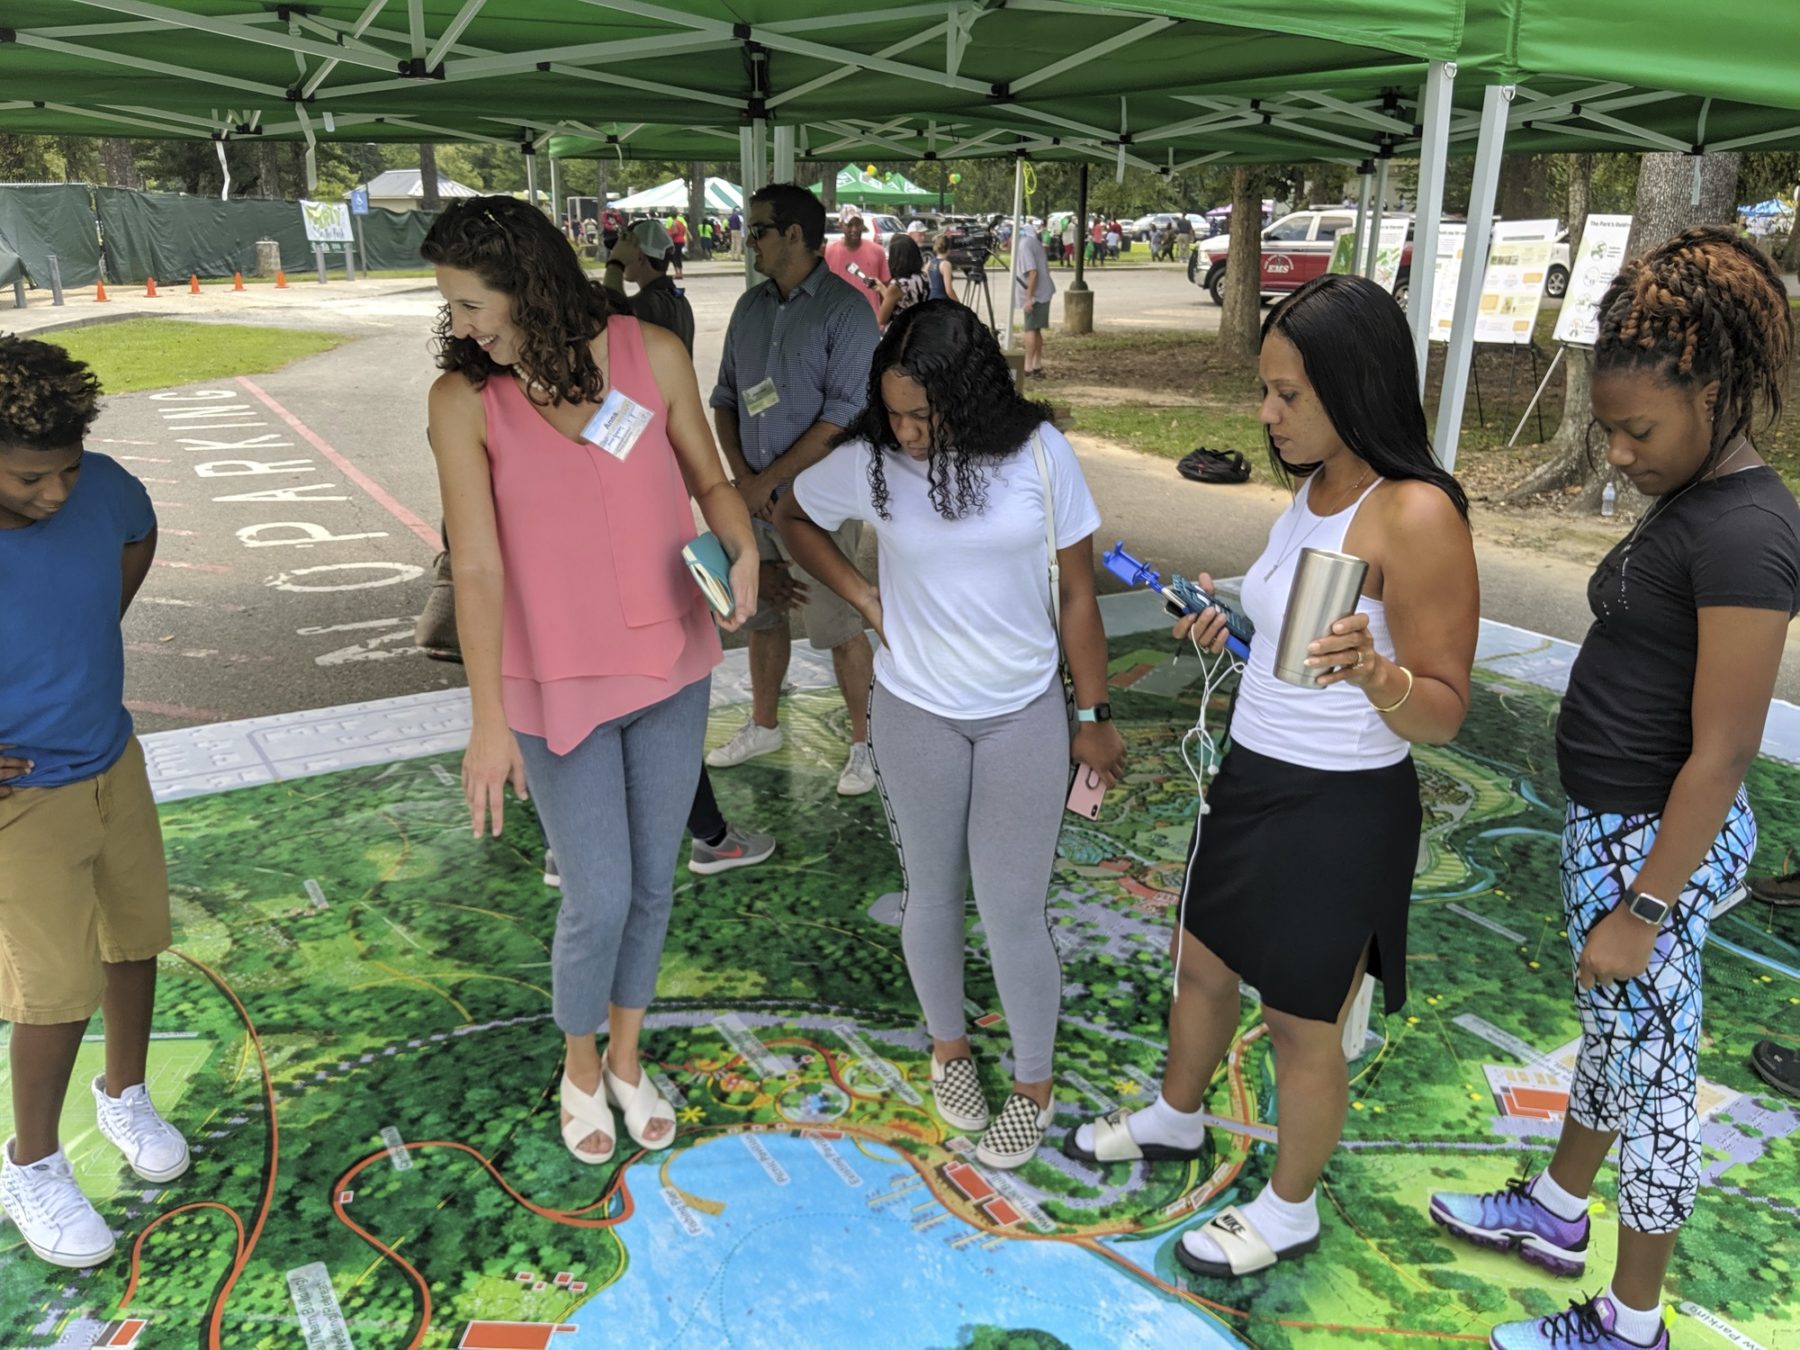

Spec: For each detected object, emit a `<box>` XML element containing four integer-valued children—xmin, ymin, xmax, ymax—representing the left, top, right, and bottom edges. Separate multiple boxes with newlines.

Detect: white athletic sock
<box><xmin>1074</xmin><ymin>1092</ymin><xmax>1206</xmax><ymax>1156</ymax></box>
<box><xmin>1182</xmin><ymin>1180</ymin><xmax>1319</xmax><ymax>1264</ymax></box>
<box><xmin>1529</xmin><ymin>1169</ymin><xmax>1588</xmax><ymax>1222</ymax></box>
<box><xmin>1605</xmin><ymin>1285</ymin><xmax>1665</xmax><ymax>1346</ymax></box>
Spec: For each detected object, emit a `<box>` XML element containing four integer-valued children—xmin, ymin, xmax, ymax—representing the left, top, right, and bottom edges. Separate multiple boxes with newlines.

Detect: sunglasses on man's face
<box><xmin>747</xmin><ymin>221</ymin><xmax>785</xmax><ymax>240</ymax></box>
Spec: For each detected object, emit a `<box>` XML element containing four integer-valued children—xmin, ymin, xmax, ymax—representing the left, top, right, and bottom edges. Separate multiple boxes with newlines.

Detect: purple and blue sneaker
<box><xmin>1428</xmin><ymin>1174</ymin><xmax>1589</xmax><ymax>1277</ymax></box>
<box><xmin>1489</xmin><ymin>1295</ymin><xmax>1667</xmax><ymax>1350</ymax></box>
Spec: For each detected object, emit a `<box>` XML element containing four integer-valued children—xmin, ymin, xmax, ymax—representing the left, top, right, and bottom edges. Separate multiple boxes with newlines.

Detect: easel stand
<box><xmin>1508</xmin><ymin>343</ymin><xmax>1572</xmax><ymax>447</ymax></box>
<box><xmin>963</xmin><ymin>263</ymin><xmax>995</xmax><ymax>332</ymax></box>
<box><xmin>1468</xmin><ymin>340</ymin><xmax>1547</xmax><ymax>441</ymax></box>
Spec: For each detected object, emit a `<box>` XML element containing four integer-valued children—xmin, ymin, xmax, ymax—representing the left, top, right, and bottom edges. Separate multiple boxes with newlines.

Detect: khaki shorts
<box><xmin>0</xmin><ymin>737</ymin><xmax>171</xmax><ymax>1025</ymax></box>
<box><xmin>746</xmin><ymin>516</ymin><xmax>870</xmax><ymax>651</ymax></box>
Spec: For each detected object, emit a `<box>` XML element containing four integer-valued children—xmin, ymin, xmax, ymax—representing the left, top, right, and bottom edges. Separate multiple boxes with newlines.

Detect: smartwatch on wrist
<box><xmin>1625</xmin><ymin>886</ymin><xmax>1672</xmax><ymax>928</ymax></box>
<box><xmin>1076</xmin><ymin>703</ymin><xmax>1113</xmax><ymax>724</ymax></box>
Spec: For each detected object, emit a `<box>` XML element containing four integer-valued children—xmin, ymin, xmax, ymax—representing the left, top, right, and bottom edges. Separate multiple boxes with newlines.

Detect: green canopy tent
<box><xmin>820</xmin><ymin>167</ymin><xmax>940</xmax><ymax>208</ymax></box>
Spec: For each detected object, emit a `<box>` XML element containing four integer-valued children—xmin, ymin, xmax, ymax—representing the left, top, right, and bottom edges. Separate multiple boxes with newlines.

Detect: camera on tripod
<box><xmin>946</xmin><ymin>227</ymin><xmax>993</xmax><ymax>275</ymax></box>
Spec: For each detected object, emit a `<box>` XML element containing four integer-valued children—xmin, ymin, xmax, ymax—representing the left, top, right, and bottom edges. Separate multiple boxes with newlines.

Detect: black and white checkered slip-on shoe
<box><xmin>975</xmin><ymin>1093</ymin><xmax>1053</xmax><ymax>1170</ymax></box>
<box><xmin>929</xmin><ymin>1055</ymin><xmax>989</xmax><ymax>1133</ymax></box>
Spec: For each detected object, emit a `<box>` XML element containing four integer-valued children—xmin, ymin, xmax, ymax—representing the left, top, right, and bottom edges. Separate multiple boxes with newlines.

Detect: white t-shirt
<box><xmin>793</xmin><ymin>423</ymin><xmax>1102</xmax><ymax>720</ymax></box>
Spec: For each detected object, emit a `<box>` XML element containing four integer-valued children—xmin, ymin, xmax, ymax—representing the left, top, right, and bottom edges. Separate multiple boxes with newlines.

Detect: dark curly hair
<box><xmin>0</xmin><ymin>334</ymin><xmax>103</xmax><ymax>450</ymax></box>
<box><xmin>1593</xmin><ymin>224</ymin><xmax>1791</xmax><ymax>465</ymax></box>
<box><xmin>1261</xmin><ymin>273</ymin><xmax>1469</xmax><ymax>519</ymax></box>
<box><xmin>832</xmin><ymin>300</ymin><xmax>1053</xmax><ymax>520</ymax></box>
<box><xmin>420</xmin><ymin>194</ymin><xmax>613</xmax><ymax>406</ymax></box>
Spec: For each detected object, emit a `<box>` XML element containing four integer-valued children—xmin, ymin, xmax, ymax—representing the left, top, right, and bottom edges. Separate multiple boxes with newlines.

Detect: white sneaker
<box><xmin>836</xmin><ymin>742</ymin><xmax>876</xmax><ymax>796</ymax></box>
<box><xmin>1</xmin><ymin>1139</ymin><xmax>116</xmax><ymax>1268</ymax></box>
<box><xmin>706</xmin><ymin>719</ymin><xmax>783</xmax><ymax>768</ymax></box>
<box><xmin>91</xmin><ymin>1076</ymin><xmax>190</xmax><ymax>1183</ymax></box>
<box><xmin>544</xmin><ymin>849</ymin><xmax>561</xmax><ymax>888</ymax></box>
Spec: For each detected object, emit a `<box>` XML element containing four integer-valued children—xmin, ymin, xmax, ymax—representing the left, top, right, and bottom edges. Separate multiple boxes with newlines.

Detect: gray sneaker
<box><xmin>689</xmin><ymin>823</ymin><xmax>777</xmax><ymax>875</ymax></box>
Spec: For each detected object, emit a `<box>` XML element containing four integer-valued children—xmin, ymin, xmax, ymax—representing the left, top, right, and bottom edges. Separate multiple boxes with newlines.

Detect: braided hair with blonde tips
<box><xmin>1593</xmin><ymin>224</ymin><xmax>1791</xmax><ymax>464</ymax></box>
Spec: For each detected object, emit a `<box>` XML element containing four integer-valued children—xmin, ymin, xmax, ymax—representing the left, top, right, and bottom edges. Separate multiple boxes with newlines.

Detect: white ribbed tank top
<box><xmin>1228</xmin><ymin>475</ymin><xmax>1409</xmax><ymax>771</ymax></box>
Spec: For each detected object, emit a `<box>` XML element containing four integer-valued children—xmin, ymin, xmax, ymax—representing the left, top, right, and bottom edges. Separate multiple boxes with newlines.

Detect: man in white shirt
<box><xmin>1013</xmin><ymin>224</ymin><xmax>1054</xmax><ymax>379</ymax></box>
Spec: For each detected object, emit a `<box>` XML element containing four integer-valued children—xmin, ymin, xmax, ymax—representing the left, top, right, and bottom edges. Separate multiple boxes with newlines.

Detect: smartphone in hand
<box><xmin>1066</xmin><ymin>763</ymin><xmax>1107</xmax><ymax>820</ymax></box>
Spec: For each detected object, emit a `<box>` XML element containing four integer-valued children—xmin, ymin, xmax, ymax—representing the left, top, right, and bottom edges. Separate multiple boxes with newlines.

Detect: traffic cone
<box><xmin>232</xmin><ymin>272</ymin><xmax>245</xmax><ymax>291</ymax></box>
<box><xmin>94</xmin><ymin>279</ymin><xmax>109</xmax><ymax>302</ymax></box>
<box><xmin>145</xmin><ymin>276</ymin><xmax>160</xmax><ymax>298</ymax></box>
<box><xmin>188</xmin><ymin>274</ymin><xmax>200</xmax><ymax>294</ymax></box>
<box><xmin>275</xmin><ymin>270</ymin><xmax>287</xmax><ymax>289</ymax></box>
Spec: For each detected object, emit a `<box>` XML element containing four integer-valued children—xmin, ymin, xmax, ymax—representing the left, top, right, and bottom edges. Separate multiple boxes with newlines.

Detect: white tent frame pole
<box><xmin>1361</xmin><ymin>158</ymin><xmax>1389</xmax><ymax>277</ymax></box>
<box><xmin>772</xmin><ymin>124</ymin><xmax>796</xmax><ymax>181</ymax></box>
<box><xmin>549</xmin><ymin>153</ymin><xmax>560</xmax><ymax>220</ymax></box>
<box><xmin>768</xmin><ymin>23</ymin><xmax>946</xmax><ymax>110</ymax></box>
<box><xmin>1352</xmin><ymin>168</ymin><xmax>1373</xmax><ymax>272</ymax></box>
<box><xmin>59</xmin><ymin>0</ymin><xmax>400</xmax><ymax>71</ymax></box>
<box><xmin>738</xmin><ymin>125</ymin><xmax>762</xmax><ymax>287</ymax></box>
<box><xmin>1433</xmin><ymin>83</ymin><xmax>1513</xmax><ymax>471</ymax></box>
<box><xmin>1002</xmin><ymin>155</ymin><xmax>1024</xmax><ymax>351</ymax></box>
<box><xmin>525</xmin><ymin>147</ymin><xmax>538</xmax><ymax>208</ymax></box>
<box><xmin>1408</xmin><ymin>59</ymin><xmax>1455</xmax><ymax>391</ymax></box>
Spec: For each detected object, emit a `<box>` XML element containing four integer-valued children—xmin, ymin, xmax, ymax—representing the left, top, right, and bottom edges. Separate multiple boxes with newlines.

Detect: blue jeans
<box><xmin>517</xmin><ymin>676</ymin><xmax>711</xmax><ymax>1035</ymax></box>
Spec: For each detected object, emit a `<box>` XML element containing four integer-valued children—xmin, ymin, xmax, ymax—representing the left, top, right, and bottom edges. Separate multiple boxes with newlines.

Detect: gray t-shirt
<box><xmin>1013</xmin><ymin>230</ymin><xmax>1054</xmax><ymax>308</ymax></box>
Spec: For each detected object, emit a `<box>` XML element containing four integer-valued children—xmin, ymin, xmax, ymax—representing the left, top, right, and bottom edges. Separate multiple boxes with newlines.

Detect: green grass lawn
<box><xmin>49</xmin><ymin>318</ymin><xmax>353</xmax><ymax>394</ymax></box>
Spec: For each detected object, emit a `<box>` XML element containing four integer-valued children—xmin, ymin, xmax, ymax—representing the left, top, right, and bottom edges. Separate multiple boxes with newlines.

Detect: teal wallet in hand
<box><xmin>681</xmin><ymin>532</ymin><xmax>734</xmax><ymax>617</ymax></box>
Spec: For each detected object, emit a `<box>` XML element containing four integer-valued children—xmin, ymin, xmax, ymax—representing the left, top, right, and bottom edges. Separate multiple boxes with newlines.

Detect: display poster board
<box><xmin>1325</xmin><ymin>218</ymin><xmax>1408</xmax><ymax>293</ymax></box>
<box><xmin>1430</xmin><ymin>218</ymin><xmax>1559</xmax><ymax>344</ymax></box>
<box><xmin>1553</xmin><ymin>214</ymin><xmax>1634</xmax><ymax>347</ymax></box>
<box><xmin>299</xmin><ymin>199</ymin><xmax>354</xmax><ymax>244</ymax></box>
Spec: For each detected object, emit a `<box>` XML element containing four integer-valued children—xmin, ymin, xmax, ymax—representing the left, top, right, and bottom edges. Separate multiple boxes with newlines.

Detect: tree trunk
<box><xmin>1781</xmin><ymin>222</ymin><xmax>1800</xmax><ymax>274</ymax></box>
<box><xmin>1497</xmin><ymin>153</ymin><xmax>1553</xmax><ymax>223</ymax></box>
<box><xmin>1218</xmin><ymin>165</ymin><xmax>1264</xmax><ymax>360</ymax></box>
<box><xmin>100</xmin><ymin>138</ymin><xmax>138</xmax><ymax>189</ymax></box>
<box><xmin>418</xmin><ymin>143</ymin><xmax>442</xmax><ymax>211</ymax></box>
<box><xmin>1624</xmin><ymin>150</ymin><xmax>1740</xmax><ymax>257</ymax></box>
<box><xmin>594</xmin><ymin>158</ymin><xmax>609</xmax><ymax>215</ymax></box>
<box><xmin>686</xmin><ymin>160</ymin><xmax>707</xmax><ymax>260</ymax></box>
<box><xmin>816</xmin><ymin>161</ymin><xmax>838</xmax><ymax>213</ymax></box>
<box><xmin>1565</xmin><ymin>153</ymin><xmax>1592</xmax><ymax>255</ymax></box>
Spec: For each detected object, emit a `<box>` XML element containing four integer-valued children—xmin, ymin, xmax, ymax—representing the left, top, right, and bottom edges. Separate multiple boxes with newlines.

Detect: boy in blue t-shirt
<box><xmin>0</xmin><ymin>336</ymin><xmax>189</xmax><ymax>1269</ymax></box>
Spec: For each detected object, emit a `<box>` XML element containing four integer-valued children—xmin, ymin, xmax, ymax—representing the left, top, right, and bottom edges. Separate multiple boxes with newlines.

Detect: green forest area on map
<box><xmin>1</xmin><ymin>633</ymin><xmax>1796</xmax><ymax>1349</ymax></box>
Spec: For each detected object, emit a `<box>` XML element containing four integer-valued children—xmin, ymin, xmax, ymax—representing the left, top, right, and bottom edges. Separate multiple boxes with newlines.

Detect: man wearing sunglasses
<box><xmin>708</xmin><ymin>185</ymin><xmax>882</xmax><ymax>797</ymax></box>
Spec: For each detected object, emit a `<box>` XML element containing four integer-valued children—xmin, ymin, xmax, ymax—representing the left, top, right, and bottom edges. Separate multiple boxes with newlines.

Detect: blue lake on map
<box><xmin>570</xmin><ymin>1131</ymin><xmax>1239</xmax><ymax>1349</ymax></box>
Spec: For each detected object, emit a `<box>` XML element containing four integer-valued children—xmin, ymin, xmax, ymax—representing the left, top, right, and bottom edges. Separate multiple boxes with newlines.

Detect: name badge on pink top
<box><xmin>581</xmin><ymin>388</ymin><xmax>655</xmax><ymax>461</ymax></box>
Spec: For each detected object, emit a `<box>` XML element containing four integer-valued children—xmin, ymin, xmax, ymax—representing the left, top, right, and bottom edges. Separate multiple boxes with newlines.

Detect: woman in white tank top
<box><xmin>1067</xmin><ymin>274</ymin><xmax>1481</xmax><ymax>1281</ymax></box>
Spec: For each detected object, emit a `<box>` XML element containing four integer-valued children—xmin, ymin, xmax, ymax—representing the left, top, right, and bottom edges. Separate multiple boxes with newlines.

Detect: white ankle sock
<box><xmin>1605</xmin><ymin>1285</ymin><xmax>1664</xmax><ymax>1346</ymax></box>
<box><xmin>1074</xmin><ymin>1092</ymin><xmax>1205</xmax><ymax>1155</ymax></box>
<box><xmin>1530</xmin><ymin>1169</ymin><xmax>1588</xmax><ymax>1222</ymax></box>
<box><xmin>1183</xmin><ymin>1181</ymin><xmax>1319</xmax><ymax>1264</ymax></box>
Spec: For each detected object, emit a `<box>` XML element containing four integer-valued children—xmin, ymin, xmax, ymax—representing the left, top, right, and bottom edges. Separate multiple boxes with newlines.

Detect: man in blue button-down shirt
<box><xmin>708</xmin><ymin>184</ymin><xmax>882</xmax><ymax>795</ymax></box>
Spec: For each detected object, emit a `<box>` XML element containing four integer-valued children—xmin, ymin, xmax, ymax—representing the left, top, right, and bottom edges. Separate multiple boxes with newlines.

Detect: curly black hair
<box><xmin>1593</xmin><ymin>224</ymin><xmax>1791</xmax><ymax>464</ymax></box>
<box><xmin>420</xmin><ymin>194</ymin><xmax>614</xmax><ymax>406</ymax></box>
<box><xmin>831</xmin><ymin>300</ymin><xmax>1053</xmax><ymax>520</ymax></box>
<box><xmin>0</xmin><ymin>334</ymin><xmax>103</xmax><ymax>450</ymax></box>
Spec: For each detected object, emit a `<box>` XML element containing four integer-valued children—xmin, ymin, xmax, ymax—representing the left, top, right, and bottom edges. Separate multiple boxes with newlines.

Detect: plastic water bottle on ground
<box><xmin>1600</xmin><ymin>478</ymin><xmax>1617</xmax><ymax>518</ymax></box>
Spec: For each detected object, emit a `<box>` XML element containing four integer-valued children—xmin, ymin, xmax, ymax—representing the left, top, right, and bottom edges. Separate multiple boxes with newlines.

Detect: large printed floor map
<box><xmin>2</xmin><ymin>595</ymin><xmax>1797</xmax><ymax>1350</ymax></box>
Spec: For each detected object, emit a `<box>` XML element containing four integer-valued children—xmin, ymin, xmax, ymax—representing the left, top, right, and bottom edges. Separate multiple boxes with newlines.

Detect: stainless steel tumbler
<box><xmin>1273</xmin><ymin>547</ymin><xmax>1371</xmax><ymax>688</ymax></box>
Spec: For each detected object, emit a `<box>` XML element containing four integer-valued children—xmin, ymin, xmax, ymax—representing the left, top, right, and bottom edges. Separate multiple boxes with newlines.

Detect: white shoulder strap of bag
<box><xmin>1030</xmin><ymin>425</ymin><xmax>1061</xmax><ymax>640</ymax></box>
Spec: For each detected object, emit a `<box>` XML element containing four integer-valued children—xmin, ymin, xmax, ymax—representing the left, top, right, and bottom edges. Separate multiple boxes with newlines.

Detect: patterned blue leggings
<box><xmin>1560</xmin><ymin>790</ymin><xmax>1755</xmax><ymax>1235</ymax></box>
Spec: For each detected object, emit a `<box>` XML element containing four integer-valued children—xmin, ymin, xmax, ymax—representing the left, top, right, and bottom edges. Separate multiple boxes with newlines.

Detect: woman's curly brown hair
<box><xmin>0</xmin><ymin>335</ymin><xmax>104</xmax><ymax>450</ymax></box>
<box><xmin>420</xmin><ymin>194</ymin><xmax>613</xmax><ymax>406</ymax></box>
<box><xmin>1594</xmin><ymin>224</ymin><xmax>1792</xmax><ymax>459</ymax></box>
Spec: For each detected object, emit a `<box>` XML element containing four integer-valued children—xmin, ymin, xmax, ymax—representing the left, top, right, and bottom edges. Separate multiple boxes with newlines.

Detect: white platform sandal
<box><xmin>604</xmin><ymin>1065</ymin><xmax>677</xmax><ymax>1152</ymax></box>
<box><xmin>558</xmin><ymin>1073</ymin><xmax>616</xmax><ymax>1166</ymax></box>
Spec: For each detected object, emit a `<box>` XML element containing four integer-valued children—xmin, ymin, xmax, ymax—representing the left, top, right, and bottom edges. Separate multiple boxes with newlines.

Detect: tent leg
<box><xmin>740</xmin><ymin>125</ymin><xmax>765</xmax><ymax>287</ymax></box>
<box><xmin>1352</xmin><ymin>166</ymin><xmax>1373</xmax><ymax>271</ymax></box>
<box><xmin>772</xmin><ymin>125</ymin><xmax>796</xmax><ymax>184</ymax></box>
<box><xmin>1362</xmin><ymin>157</ymin><xmax>1390</xmax><ymax>277</ymax></box>
<box><xmin>525</xmin><ymin>149</ymin><xmax>538</xmax><ymax>209</ymax></box>
<box><xmin>1433</xmin><ymin>83</ymin><xmax>1514</xmax><ymax>472</ymax></box>
<box><xmin>549</xmin><ymin>155</ymin><xmax>560</xmax><ymax>223</ymax></box>
<box><xmin>1001</xmin><ymin>156</ymin><xmax>1025</xmax><ymax>351</ymax></box>
<box><xmin>1409</xmin><ymin>59</ymin><xmax>1456</xmax><ymax>390</ymax></box>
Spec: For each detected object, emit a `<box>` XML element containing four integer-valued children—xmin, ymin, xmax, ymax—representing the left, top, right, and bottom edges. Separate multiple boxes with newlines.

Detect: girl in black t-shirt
<box><xmin>1431</xmin><ymin>226</ymin><xmax>1797</xmax><ymax>1350</ymax></box>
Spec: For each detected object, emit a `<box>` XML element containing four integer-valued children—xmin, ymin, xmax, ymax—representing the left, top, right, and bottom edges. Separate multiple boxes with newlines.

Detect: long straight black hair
<box><xmin>1260</xmin><ymin>273</ymin><xmax>1469</xmax><ymax>519</ymax></box>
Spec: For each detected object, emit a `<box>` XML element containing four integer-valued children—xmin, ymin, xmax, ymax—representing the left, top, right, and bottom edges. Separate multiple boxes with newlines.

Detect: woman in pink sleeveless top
<box><xmin>421</xmin><ymin>197</ymin><xmax>757</xmax><ymax>1168</ymax></box>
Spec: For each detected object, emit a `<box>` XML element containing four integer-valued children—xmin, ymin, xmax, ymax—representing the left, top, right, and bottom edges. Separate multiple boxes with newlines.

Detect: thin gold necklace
<box><xmin>1261</xmin><ymin>467</ymin><xmax>1373</xmax><ymax>581</ymax></box>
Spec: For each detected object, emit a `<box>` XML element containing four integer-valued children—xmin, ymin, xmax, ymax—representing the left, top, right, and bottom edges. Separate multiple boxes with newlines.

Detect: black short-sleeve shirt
<box><xmin>1556</xmin><ymin>466</ymin><xmax>1800</xmax><ymax>814</ymax></box>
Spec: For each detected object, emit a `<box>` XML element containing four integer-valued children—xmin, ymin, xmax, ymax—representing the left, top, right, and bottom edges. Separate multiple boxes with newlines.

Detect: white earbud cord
<box><xmin>1170</xmin><ymin>626</ymin><xmax>1244</xmax><ymax>1001</ymax></box>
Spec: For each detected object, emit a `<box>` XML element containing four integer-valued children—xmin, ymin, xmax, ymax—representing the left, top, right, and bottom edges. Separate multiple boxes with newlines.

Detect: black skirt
<box><xmin>1178</xmin><ymin>743</ymin><xmax>1422</xmax><ymax>1021</ymax></box>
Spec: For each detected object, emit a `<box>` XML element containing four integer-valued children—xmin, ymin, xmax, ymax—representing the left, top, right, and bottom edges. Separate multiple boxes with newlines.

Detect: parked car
<box><xmin>1127</xmin><ymin>212</ymin><xmax>1193</xmax><ymax>241</ymax></box>
<box><xmin>1187</xmin><ymin>210</ymin><xmax>1571</xmax><ymax>309</ymax></box>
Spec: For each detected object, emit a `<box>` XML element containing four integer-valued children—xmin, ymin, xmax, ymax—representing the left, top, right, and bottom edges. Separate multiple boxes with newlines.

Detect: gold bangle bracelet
<box><xmin>1371</xmin><ymin>664</ymin><xmax>1414</xmax><ymax>715</ymax></box>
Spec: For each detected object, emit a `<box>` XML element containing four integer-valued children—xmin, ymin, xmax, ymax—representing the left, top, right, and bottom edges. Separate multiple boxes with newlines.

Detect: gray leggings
<box><xmin>867</xmin><ymin>679</ymin><xmax>1069</xmax><ymax>1081</ymax></box>
<box><xmin>516</xmin><ymin>675</ymin><xmax>710</xmax><ymax>1036</ymax></box>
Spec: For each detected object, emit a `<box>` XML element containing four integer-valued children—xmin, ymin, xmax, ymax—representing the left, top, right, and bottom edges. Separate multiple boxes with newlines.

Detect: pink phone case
<box><xmin>1066</xmin><ymin>764</ymin><xmax>1107</xmax><ymax>819</ymax></box>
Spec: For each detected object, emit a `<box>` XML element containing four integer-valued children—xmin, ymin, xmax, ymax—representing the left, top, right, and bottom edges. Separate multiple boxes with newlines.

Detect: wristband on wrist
<box><xmin>1370</xmin><ymin>664</ymin><xmax>1414</xmax><ymax>715</ymax></box>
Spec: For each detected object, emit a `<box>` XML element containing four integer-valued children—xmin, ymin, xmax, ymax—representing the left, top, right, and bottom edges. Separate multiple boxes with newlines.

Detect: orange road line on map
<box><xmin>329</xmin><ymin>1138</ymin><xmax>637</xmax><ymax>1347</ymax></box>
<box><xmin>369</xmin><ymin>960</ymin><xmax>472</xmax><ymax>1019</ymax></box>
<box><xmin>765</xmin><ymin>1037</ymin><xmax>882</xmax><ymax>1102</ymax></box>
<box><xmin>117</xmin><ymin>1201</ymin><xmax>246</xmax><ymax>1312</ymax></box>
<box><xmin>161</xmin><ymin>949</ymin><xmax>279</xmax><ymax>1350</ymax></box>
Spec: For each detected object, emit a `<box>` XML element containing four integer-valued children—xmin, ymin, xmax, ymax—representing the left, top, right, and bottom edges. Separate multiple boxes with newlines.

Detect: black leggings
<box><xmin>689</xmin><ymin>767</ymin><xmax>726</xmax><ymax>843</ymax></box>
